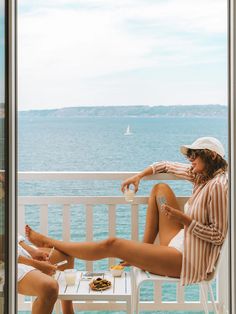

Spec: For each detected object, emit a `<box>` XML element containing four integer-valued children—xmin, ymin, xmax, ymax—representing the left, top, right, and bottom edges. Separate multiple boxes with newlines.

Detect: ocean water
<box><xmin>18</xmin><ymin>114</ymin><xmax>227</xmax><ymax>313</ymax></box>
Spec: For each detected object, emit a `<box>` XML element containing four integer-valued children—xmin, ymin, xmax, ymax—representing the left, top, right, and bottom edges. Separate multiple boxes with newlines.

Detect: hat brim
<box><xmin>180</xmin><ymin>145</ymin><xmax>194</xmax><ymax>156</ymax></box>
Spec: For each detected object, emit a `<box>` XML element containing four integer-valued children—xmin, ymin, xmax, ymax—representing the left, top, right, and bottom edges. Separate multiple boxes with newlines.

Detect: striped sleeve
<box><xmin>187</xmin><ymin>181</ymin><xmax>228</xmax><ymax>245</ymax></box>
<box><xmin>151</xmin><ymin>161</ymin><xmax>194</xmax><ymax>182</ymax></box>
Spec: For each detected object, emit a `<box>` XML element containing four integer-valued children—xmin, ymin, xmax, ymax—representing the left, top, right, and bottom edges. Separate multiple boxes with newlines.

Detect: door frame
<box><xmin>5</xmin><ymin>0</ymin><xmax>17</xmax><ymax>312</ymax></box>
<box><xmin>3</xmin><ymin>0</ymin><xmax>236</xmax><ymax>312</ymax></box>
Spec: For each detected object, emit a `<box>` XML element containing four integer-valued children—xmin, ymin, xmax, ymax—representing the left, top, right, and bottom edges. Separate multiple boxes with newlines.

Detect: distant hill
<box><xmin>19</xmin><ymin>105</ymin><xmax>227</xmax><ymax>118</ymax></box>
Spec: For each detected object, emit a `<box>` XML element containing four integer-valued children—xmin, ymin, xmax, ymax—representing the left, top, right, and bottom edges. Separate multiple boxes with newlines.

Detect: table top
<box><xmin>56</xmin><ymin>271</ymin><xmax>132</xmax><ymax>300</ymax></box>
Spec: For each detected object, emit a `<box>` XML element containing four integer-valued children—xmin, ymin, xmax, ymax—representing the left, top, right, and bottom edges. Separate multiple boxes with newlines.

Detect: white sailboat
<box><xmin>124</xmin><ymin>125</ymin><xmax>132</xmax><ymax>135</ymax></box>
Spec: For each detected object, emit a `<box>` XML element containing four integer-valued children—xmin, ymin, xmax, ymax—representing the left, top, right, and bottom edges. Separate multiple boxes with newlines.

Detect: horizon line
<box><xmin>18</xmin><ymin>103</ymin><xmax>227</xmax><ymax>112</ymax></box>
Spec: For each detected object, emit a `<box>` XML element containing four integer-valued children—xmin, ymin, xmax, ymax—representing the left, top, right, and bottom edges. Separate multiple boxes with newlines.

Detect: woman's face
<box><xmin>190</xmin><ymin>156</ymin><xmax>206</xmax><ymax>174</ymax></box>
<box><xmin>187</xmin><ymin>150</ymin><xmax>206</xmax><ymax>174</ymax></box>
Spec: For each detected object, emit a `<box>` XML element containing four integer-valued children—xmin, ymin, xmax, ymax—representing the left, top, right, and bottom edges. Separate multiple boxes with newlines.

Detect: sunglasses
<box><xmin>186</xmin><ymin>149</ymin><xmax>202</xmax><ymax>160</ymax></box>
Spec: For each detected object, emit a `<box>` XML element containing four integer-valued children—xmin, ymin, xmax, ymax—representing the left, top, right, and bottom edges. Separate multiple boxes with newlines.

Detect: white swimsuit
<box><xmin>168</xmin><ymin>229</ymin><xmax>184</xmax><ymax>253</ymax></box>
<box><xmin>168</xmin><ymin>202</ymin><xmax>189</xmax><ymax>254</ymax></box>
<box><xmin>18</xmin><ymin>234</ymin><xmax>36</xmax><ymax>282</ymax></box>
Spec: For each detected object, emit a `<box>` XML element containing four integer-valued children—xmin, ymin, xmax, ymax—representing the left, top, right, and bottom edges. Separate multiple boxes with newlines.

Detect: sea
<box><xmin>18</xmin><ymin>112</ymin><xmax>228</xmax><ymax>314</ymax></box>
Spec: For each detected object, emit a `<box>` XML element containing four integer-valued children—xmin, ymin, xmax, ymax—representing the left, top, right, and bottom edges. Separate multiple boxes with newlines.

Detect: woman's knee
<box><xmin>151</xmin><ymin>183</ymin><xmax>172</xmax><ymax>195</ymax></box>
<box><xmin>39</xmin><ymin>279</ymin><xmax>59</xmax><ymax>301</ymax></box>
<box><xmin>151</xmin><ymin>183</ymin><xmax>180</xmax><ymax>210</ymax></box>
<box><xmin>103</xmin><ymin>237</ymin><xmax>120</xmax><ymax>252</ymax></box>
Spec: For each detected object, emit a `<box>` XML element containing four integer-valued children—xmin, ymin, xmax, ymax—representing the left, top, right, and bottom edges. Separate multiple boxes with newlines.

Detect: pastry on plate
<box><xmin>89</xmin><ymin>277</ymin><xmax>112</xmax><ymax>291</ymax></box>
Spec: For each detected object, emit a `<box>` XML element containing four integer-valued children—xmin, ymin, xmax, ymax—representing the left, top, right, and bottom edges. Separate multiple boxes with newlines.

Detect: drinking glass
<box><xmin>124</xmin><ymin>186</ymin><xmax>135</xmax><ymax>202</ymax></box>
<box><xmin>64</xmin><ymin>269</ymin><xmax>77</xmax><ymax>285</ymax></box>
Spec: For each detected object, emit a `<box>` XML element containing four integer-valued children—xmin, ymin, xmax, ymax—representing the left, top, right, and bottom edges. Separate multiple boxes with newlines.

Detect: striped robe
<box><xmin>151</xmin><ymin>161</ymin><xmax>228</xmax><ymax>286</ymax></box>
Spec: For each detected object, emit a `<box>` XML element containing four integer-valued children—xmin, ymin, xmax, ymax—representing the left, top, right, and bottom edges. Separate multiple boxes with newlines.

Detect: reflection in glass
<box><xmin>0</xmin><ymin>0</ymin><xmax>5</xmax><ymax>311</ymax></box>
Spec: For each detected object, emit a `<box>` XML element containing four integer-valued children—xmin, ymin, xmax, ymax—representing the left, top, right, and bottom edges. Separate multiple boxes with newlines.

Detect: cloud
<box><xmin>126</xmin><ymin>0</ymin><xmax>227</xmax><ymax>34</ymax></box>
<box><xmin>18</xmin><ymin>0</ymin><xmax>227</xmax><ymax>109</ymax></box>
<box><xmin>19</xmin><ymin>0</ymin><xmax>227</xmax><ymax>33</ymax></box>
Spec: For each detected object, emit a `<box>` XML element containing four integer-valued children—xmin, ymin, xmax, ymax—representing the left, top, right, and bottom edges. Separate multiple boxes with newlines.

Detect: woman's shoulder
<box><xmin>209</xmin><ymin>171</ymin><xmax>228</xmax><ymax>190</ymax></box>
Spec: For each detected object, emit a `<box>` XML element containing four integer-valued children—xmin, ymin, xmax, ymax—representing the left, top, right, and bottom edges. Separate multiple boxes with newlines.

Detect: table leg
<box><xmin>136</xmin><ymin>286</ymin><xmax>141</xmax><ymax>314</ymax></box>
<box><xmin>54</xmin><ymin>299</ymin><xmax>61</xmax><ymax>314</ymax></box>
<box><xmin>127</xmin><ymin>297</ymin><xmax>132</xmax><ymax>314</ymax></box>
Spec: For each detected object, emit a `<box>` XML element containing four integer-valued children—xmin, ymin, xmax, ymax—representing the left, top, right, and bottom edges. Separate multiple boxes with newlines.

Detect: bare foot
<box><xmin>25</xmin><ymin>225</ymin><xmax>50</xmax><ymax>248</ymax></box>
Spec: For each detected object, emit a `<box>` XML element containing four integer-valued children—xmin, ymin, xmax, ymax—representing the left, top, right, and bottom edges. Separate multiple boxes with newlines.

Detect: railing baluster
<box><xmin>131</xmin><ymin>204</ymin><xmax>139</xmax><ymax>241</ymax></box>
<box><xmin>108</xmin><ymin>204</ymin><xmax>116</xmax><ymax>267</ymax></box>
<box><xmin>154</xmin><ymin>281</ymin><xmax>162</xmax><ymax>305</ymax></box>
<box><xmin>63</xmin><ymin>204</ymin><xmax>70</xmax><ymax>241</ymax></box>
<box><xmin>177</xmin><ymin>282</ymin><xmax>185</xmax><ymax>305</ymax></box>
<box><xmin>86</xmin><ymin>204</ymin><xmax>93</xmax><ymax>271</ymax></box>
<box><xmin>18</xmin><ymin>205</ymin><xmax>25</xmax><ymax>236</ymax></box>
<box><xmin>40</xmin><ymin>205</ymin><xmax>48</xmax><ymax>235</ymax></box>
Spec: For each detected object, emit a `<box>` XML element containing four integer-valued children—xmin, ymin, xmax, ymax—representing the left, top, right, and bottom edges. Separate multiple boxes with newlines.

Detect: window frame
<box><xmin>4</xmin><ymin>0</ymin><xmax>236</xmax><ymax>312</ymax></box>
<box><xmin>5</xmin><ymin>0</ymin><xmax>17</xmax><ymax>312</ymax></box>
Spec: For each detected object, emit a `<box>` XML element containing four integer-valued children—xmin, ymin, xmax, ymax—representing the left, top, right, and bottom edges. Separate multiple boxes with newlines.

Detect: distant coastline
<box><xmin>18</xmin><ymin>104</ymin><xmax>227</xmax><ymax>118</ymax></box>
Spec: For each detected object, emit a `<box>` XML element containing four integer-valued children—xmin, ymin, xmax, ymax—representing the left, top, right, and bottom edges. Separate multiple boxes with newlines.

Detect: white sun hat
<box><xmin>180</xmin><ymin>137</ymin><xmax>225</xmax><ymax>158</ymax></box>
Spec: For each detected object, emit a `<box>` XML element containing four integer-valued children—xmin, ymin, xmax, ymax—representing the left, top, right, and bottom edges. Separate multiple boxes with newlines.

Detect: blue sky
<box><xmin>15</xmin><ymin>0</ymin><xmax>227</xmax><ymax>110</ymax></box>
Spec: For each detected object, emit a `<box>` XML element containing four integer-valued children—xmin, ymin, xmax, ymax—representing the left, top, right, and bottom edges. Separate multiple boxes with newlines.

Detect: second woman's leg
<box><xmin>39</xmin><ymin>247</ymin><xmax>74</xmax><ymax>314</ymax></box>
<box><xmin>18</xmin><ymin>270</ymin><xmax>58</xmax><ymax>314</ymax></box>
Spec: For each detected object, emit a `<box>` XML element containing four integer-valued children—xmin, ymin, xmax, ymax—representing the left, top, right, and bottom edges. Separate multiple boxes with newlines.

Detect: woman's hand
<box><xmin>33</xmin><ymin>260</ymin><xmax>57</xmax><ymax>276</ymax></box>
<box><xmin>161</xmin><ymin>204</ymin><xmax>192</xmax><ymax>226</ymax></box>
<box><xmin>121</xmin><ymin>175</ymin><xmax>141</xmax><ymax>193</ymax></box>
<box><xmin>121</xmin><ymin>166</ymin><xmax>153</xmax><ymax>193</ymax></box>
<box><xmin>31</xmin><ymin>249</ymin><xmax>49</xmax><ymax>261</ymax></box>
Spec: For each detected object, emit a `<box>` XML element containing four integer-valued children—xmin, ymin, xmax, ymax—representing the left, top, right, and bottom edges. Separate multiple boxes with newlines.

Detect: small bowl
<box><xmin>110</xmin><ymin>266</ymin><xmax>124</xmax><ymax>277</ymax></box>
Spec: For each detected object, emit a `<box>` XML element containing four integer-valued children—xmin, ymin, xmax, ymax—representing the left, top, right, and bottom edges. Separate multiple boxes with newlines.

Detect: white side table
<box><xmin>55</xmin><ymin>270</ymin><xmax>133</xmax><ymax>313</ymax></box>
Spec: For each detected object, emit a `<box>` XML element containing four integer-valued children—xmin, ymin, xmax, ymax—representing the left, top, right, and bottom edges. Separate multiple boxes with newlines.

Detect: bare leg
<box><xmin>121</xmin><ymin>183</ymin><xmax>183</xmax><ymax>267</ymax></box>
<box><xmin>26</xmin><ymin>183</ymin><xmax>182</xmax><ymax>250</ymax></box>
<box><xmin>142</xmin><ymin>184</ymin><xmax>159</xmax><ymax>244</ymax></box>
<box><xmin>25</xmin><ymin>183</ymin><xmax>184</xmax><ymax>278</ymax></box>
<box><xmin>26</xmin><ymin>229</ymin><xmax>182</xmax><ymax>278</ymax></box>
<box><xmin>39</xmin><ymin>247</ymin><xmax>74</xmax><ymax>314</ymax></box>
<box><xmin>143</xmin><ymin>183</ymin><xmax>183</xmax><ymax>245</ymax></box>
<box><xmin>18</xmin><ymin>270</ymin><xmax>58</xmax><ymax>314</ymax></box>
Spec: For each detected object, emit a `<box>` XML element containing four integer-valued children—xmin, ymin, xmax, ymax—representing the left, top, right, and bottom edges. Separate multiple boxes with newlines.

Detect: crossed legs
<box><xmin>26</xmin><ymin>183</ymin><xmax>183</xmax><ymax>278</ymax></box>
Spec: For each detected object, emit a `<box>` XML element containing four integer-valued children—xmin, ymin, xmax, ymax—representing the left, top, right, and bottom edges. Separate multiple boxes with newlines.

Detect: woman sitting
<box><xmin>26</xmin><ymin>136</ymin><xmax>228</xmax><ymax>286</ymax></box>
<box><xmin>18</xmin><ymin>234</ymin><xmax>74</xmax><ymax>314</ymax></box>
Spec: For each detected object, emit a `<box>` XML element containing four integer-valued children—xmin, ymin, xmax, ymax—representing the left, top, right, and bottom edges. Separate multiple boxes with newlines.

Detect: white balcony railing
<box><xmin>18</xmin><ymin>172</ymin><xmax>228</xmax><ymax>313</ymax></box>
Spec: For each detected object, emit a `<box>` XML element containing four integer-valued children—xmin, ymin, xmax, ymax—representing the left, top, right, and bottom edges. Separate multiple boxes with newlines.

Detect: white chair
<box><xmin>132</xmin><ymin>238</ymin><xmax>227</xmax><ymax>314</ymax></box>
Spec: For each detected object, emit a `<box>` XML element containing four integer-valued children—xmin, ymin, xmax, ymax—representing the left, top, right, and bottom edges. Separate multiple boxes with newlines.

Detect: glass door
<box><xmin>0</xmin><ymin>0</ymin><xmax>17</xmax><ymax>312</ymax></box>
<box><xmin>0</xmin><ymin>0</ymin><xmax>6</xmax><ymax>311</ymax></box>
